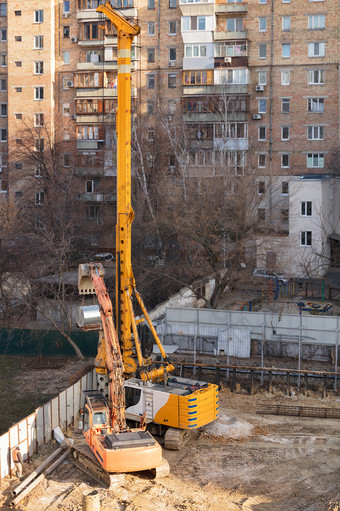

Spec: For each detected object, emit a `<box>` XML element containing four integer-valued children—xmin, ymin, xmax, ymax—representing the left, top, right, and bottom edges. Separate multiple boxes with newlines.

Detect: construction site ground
<box><xmin>1</xmin><ymin>378</ymin><xmax>339</xmax><ymax>511</ymax></box>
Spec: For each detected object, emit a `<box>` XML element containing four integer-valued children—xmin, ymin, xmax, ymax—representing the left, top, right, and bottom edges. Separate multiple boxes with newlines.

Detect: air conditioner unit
<box><xmin>168</xmin><ymin>61</ymin><xmax>175</xmax><ymax>67</ymax></box>
<box><xmin>224</xmin><ymin>57</ymin><xmax>232</xmax><ymax>63</ymax></box>
<box><xmin>252</xmin><ymin>114</ymin><xmax>262</xmax><ymax>120</ymax></box>
<box><xmin>71</xmin><ymin>37</ymin><xmax>78</xmax><ymax>43</ymax></box>
<box><xmin>255</xmin><ymin>85</ymin><xmax>264</xmax><ymax>92</ymax></box>
<box><xmin>67</xmin><ymin>80</ymin><xmax>74</xmax><ymax>88</ymax></box>
<box><xmin>62</xmin><ymin>12</ymin><xmax>69</xmax><ymax>18</ymax></box>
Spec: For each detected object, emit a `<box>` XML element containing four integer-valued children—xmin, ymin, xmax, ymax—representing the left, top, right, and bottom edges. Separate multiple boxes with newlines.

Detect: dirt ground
<box><xmin>1</xmin><ymin>387</ymin><xmax>339</xmax><ymax>511</ymax></box>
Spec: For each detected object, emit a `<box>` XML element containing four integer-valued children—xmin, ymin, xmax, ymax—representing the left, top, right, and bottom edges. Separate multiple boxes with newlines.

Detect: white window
<box><xmin>34</xmin><ymin>36</ymin><xmax>43</xmax><ymax>49</ymax></box>
<box><xmin>307</xmin><ymin>69</ymin><xmax>324</xmax><ymax>84</ymax></box>
<box><xmin>63</xmin><ymin>51</ymin><xmax>70</xmax><ymax>65</ymax></box>
<box><xmin>258</xmin><ymin>99</ymin><xmax>267</xmax><ymax>113</ymax></box>
<box><xmin>227</xmin><ymin>18</ymin><xmax>243</xmax><ymax>32</ymax></box>
<box><xmin>258</xmin><ymin>154</ymin><xmax>266</xmax><ymax>168</ymax></box>
<box><xmin>148</xmin><ymin>22</ymin><xmax>155</xmax><ymax>36</ymax></box>
<box><xmin>259</xmin><ymin>17</ymin><xmax>267</xmax><ymax>32</ymax></box>
<box><xmin>34</xmin><ymin>113</ymin><xmax>44</xmax><ymax>127</ymax></box>
<box><xmin>258</xmin><ymin>71</ymin><xmax>267</xmax><ymax>85</ymax></box>
<box><xmin>307</xmin><ymin>126</ymin><xmax>324</xmax><ymax>140</ymax></box>
<box><xmin>259</xmin><ymin>44</ymin><xmax>267</xmax><ymax>59</ymax></box>
<box><xmin>183</xmin><ymin>16</ymin><xmax>207</xmax><ymax>31</ymax></box>
<box><xmin>215</xmin><ymin>68</ymin><xmax>248</xmax><ymax>84</ymax></box>
<box><xmin>281</xmin><ymin>153</ymin><xmax>289</xmax><ymax>167</ymax></box>
<box><xmin>185</xmin><ymin>44</ymin><xmax>207</xmax><ymax>58</ymax></box>
<box><xmin>34</xmin><ymin>10</ymin><xmax>43</xmax><ymax>23</ymax></box>
<box><xmin>281</xmin><ymin>126</ymin><xmax>289</xmax><ymax>140</ymax></box>
<box><xmin>169</xmin><ymin>21</ymin><xmax>176</xmax><ymax>35</ymax></box>
<box><xmin>308</xmin><ymin>42</ymin><xmax>325</xmax><ymax>57</ymax></box>
<box><xmin>301</xmin><ymin>201</ymin><xmax>312</xmax><ymax>216</ymax></box>
<box><xmin>63</xmin><ymin>103</ymin><xmax>70</xmax><ymax>116</ymax></box>
<box><xmin>35</xmin><ymin>191</ymin><xmax>45</xmax><ymax>205</ymax></box>
<box><xmin>34</xmin><ymin>87</ymin><xmax>44</xmax><ymax>100</ymax></box>
<box><xmin>259</xmin><ymin>126</ymin><xmax>266</xmax><ymax>141</ymax></box>
<box><xmin>307</xmin><ymin>97</ymin><xmax>324</xmax><ymax>112</ymax></box>
<box><xmin>85</xmin><ymin>179</ymin><xmax>99</xmax><ymax>193</ymax></box>
<box><xmin>34</xmin><ymin>61</ymin><xmax>43</xmax><ymax>74</ymax></box>
<box><xmin>281</xmin><ymin>70</ymin><xmax>290</xmax><ymax>85</ymax></box>
<box><xmin>282</xmin><ymin>0</ymin><xmax>290</xmax><ymax>3</ymax></box>
<box><xmin>282</xmin><ymin>16</ymin><xmax>291</xmax><ymax>31</ymax></box>
<box><xmin>300</xmin><ymin>231</ymin><xmax>312</xmax><ymax>246</ymax></box>
<box><xmin>307</xmin><ymin>153</ymin><xmax>324</xmax><ymax>167</ymax></box>
<box><xmin>282</xmin><ymin>43</ymin><xmax>290</xmax><ymax>58</ymax></box>
<box><xmin>308</xmin><ymin>14</ymin><xmax>325</xmax><ymax>30</ymax></box>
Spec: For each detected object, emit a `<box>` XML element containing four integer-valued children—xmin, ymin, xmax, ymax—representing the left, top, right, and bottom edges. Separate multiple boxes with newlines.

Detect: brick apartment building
<box><xmin>0</xmin><ymin>0</ymin><xmax>338</xmax><ymax>272</ymax></box>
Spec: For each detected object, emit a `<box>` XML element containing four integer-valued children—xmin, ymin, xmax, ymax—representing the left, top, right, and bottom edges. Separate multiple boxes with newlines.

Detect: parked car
<box><xmin>252</xmin><ymin>268</ymin><xmax>291</xmax><ymax>285</ymax></box>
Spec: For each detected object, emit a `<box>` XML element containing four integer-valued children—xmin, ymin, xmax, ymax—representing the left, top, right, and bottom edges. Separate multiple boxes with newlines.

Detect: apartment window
<box><xmin>281</xmin><ymin>98</ymin><xmax>290</xmax><ymax>113</ymax></box>
<box><xmin>0</xmin><ymin>128</ymin><xmax>7</xmax><ymax>141</ymax></box>
<box><xmin>147</xmin><ymin>74</ymin><xmax>155</xmax><ymax>89</ymax></box>
<box><xmin>282</xmin><ymin>0</ymin><xmax>290</xmax><ymax>3</ymax></box>
<box><xmin>169</xmin><ymin>154</ymin><xmax>176</xmax><ymax>168</ymax></box>
<box><xmin>147</xmin><ymin>128</ymin><xmax>155</xmax><ymax>142</ymax></box>
<box><xmin>182</xmin><ymin>16</ymin><xmax>207</xmax><ymax>31</ymax></box>
<box><xmin>307</xmin><ymin>126</ymin><xmax>324</xmax><ymax>140</ymax></box>
<box><xmin>148</xmin><ymin>22</ymin><xmax>155</xmax><ymax>36</ymax></box>
<box><xmin>1</xmin><ymin>54</ymin><xmax>6</xmax><ymax>67</ymax></box>
<box><xmin>34</xmin><ymin>87</ymin><xmax>44</xmax><ymax>100</ymax></box>
<box><xmin>259</xmin><ymin>0</ymin><xmax>267</xmax><ymax>3</ymax></box>
<box><xmin>63</xmin><ymin>26</ymin><xmax>70</xmax><ymax>38</ymax></box>
<box><xmin>259</xmin><ymin>44</ymin><xmax>267</xmax><ymax>59</ymax></box>
<box><xmin>282</xmin><ymin>181</ymin><xmax>288</xmax><ymax>195</ymax></box>
<box><xmin>15</xmin><ymin>163</ymin><xmax>22</xmax><ymax>169</ymax></box>
<box><xmin>308</xmin><ymin>97</ymin><xmax>324</xmax><ymax>112</ymax></box>
<box><xmin>0</xmin><ymin>4</ymin><xmax>7</xmax><ymax>16</ymax></box>
<box><xmin>282</xmin><ymin>16</ymin><xmax>291</xmax><ymax>31</ymax></box>
<box><xmin>169</xmin><ymin>0</ymin><xmax>176</xmax><ymax>7</ymax></box>
<box><xmin>15</xmin><ymin>61</ymin><xmax>22</xmax><ymax>67</ymax></box>
<box><xmin>301</xmin><ymin>201</ymin><xmax>312</xmax><ymax>216</ymax></box>
<box><xmin>77</xmin><ymin>125</ymin><xmax>102</xmax><ymax>140</ymax></box>
<box><xmin>183</xmin><ymin>70</ymin><xmax>213</xmax><ymax>85</ymax></box>
<box><xmin>87</xmin><ymin>205</ymin><xmax>99</xmax><ymax>221</ymax></box>
<box><xmin>63</xmin><ymin>103</ymin><xmax>70</xmax><ymax>116</ymax></box>
<box><xmin>63</xmin><ymin>1</ymin><xmax>70</xmax><ymax>13</ymax></box>
<box><xmin>282</xmin><ymin>126</ymin><xmax>290</xmax><ymax>140</ymax></box>
<box><xmin>168</xmin><ymin>74</ymin><xmax>176</xmax><ymax>88</ymax></box>
<box><xmin>258</xmin><ymin>181</ymin><xmax>265</xmax><ymax>194</ymax></box>
<box><xmin>34</xmin><ymin>10</ymin><xmax>44</xmax><ymax>23</ymax></box>
<box><xmin>259</xmin><ymin>17</ymin><xmax>267</xmax><ymax>32</ymax></box>
<box><xmin>281</xmin><ymin>153</ymin><xmax>289</xmax><ymax>167</ymax></box>
<box><xmin>0</xmin><ymin>79</ymin><xmax>6</xmax><ymax>91</ymax></box>
<box><xmin>301</xmin><ymin>231</ymin><xmax>312</xmax><ymax>247</ymax></box>
<box><xmin>63</xmin><ymin>51</ymin><xmax>70</xmax><ymax>64</ymax></box>
<box><xmin>15</xmin><ymin>36</ymin><xmax>22</xmax><ymax>42</ymax></box>
<box><xmin>15</xmin><ymin>87</ymin><xmax>22</xmax><ymax>93</ymax></box>
<box><xmin>258</xmin><ymin>71</ymin><xmax>267</xmax><ymax>85</ymax></box>
<box><xmin>282</xmin><ymin>44</ymin><xmax>290</xmax><ymax>58</ymax></box>
<box><xmin>75</xmin><ymin>72</ymin><xmax>102</xmax><ymax>87</ymax></box>
<box><xmin>15</xmin><ymin>138</ymin><xmax>22</xmax><ymax>145</ymax></box>
<box><xmin>169</xmin><ymin>48</ymin><xmax>176</xmax><ymax>61</ymax></box>
<box><xmin>185</xmin><ymin>44</ymin><xmax>206</xmax><ymax>57</ymax></box>
<box><xmin>15</xmin><ymin>10</ymin><xmax>21</xmax><ymax>16</ymax></box>
<box><xmin>226</xmin><ymin>18</ymin><xmax>243</xmax><ymax>32</ymax></box>
<box><xmin>0</xmin><ymin>103</ymin><xmax>6</xmax><ymax>116</ymax></box>
<box><xmin>0</xmin><ymin>29</ymin><xmax>6</xmax><ymax>41</ymax></box>
<box><xmin>307</xmin><ymin>153</ymin><xmax>324</xmax><ymax>167</ymax></box>
<box><xmin>148</xmin><ymin>0</ymin><xmax>155</xmax><ymax>8</ymax></box>
<box><xmin>307</xmin><ymin>69</ymin><xmax>324</xmax><ymax>85</ymax></box>
<box><xmin>61</xmin><ymin>155</ymin><xmax>70</xmax><ymax>169</ymax></box>
<box><xmin>258</xmin><ymin>99</ymin><xmax>267</xmax><ymax>113</ymax></box>
<box><xmin>85</xmin><ymin>179</ymin><xmax>100</xmax><ymax>194</ymax></box>
<box><xmin>281</xmin><ymin>70</ymin><xmax>290</xmax><ymax>85</ymax></box>
<box><xmin>34</xmin><ymin>36</ymin><xmax>43</xmax><ymax>49</ymax></box>
<box><xmin>258</xmin><ymin>209</ymin><xmax>266</xmax><ymax>222</ymax></box>
<box><xmin>308</xmin><ymin>42</ymin><xmax>325</xmax><ymax>57</ymax></box>
<box><xmin>34</xmin><ymin>61</ymin><xmax>44</xmax><ymax>74</ymax></box>
<box><xmin>35</xmin><ymin>138</ymin><xmax>44</xmax><ymax>152</ymax></box>
<box><xmin>259</xmin><ymin>126</ymin><xmax>266</xmax><ymax>141</ymax></box>
<box><xmin>83</xmin><ymin>23</ymin><xmax>99</xmax><ymax>40</ymax></box>
<box><xmin>308</xmin><ymin>14</ymin><xmax>325</xmax><ymax>30</ymax></box>
<box><xmin>34</xmin><ymin>113</ymin><xmax>44</xmax><ymax>127</ymax></box>
<box><xmin>147</xmin><ymin>48</ymin><xmax>155</xmax><ymax>63</ymax></box>
<box><xmin>281</xmin><ymin>209</ymin><xmax>289</xmax><ymax>223</ymax></box>
<box><xmin>15</xmin><ymin>113</ymin><xmax>22</xmax><ymax>119</ymax></box>
<box><xmin>147</xmin><ymin>100</ymin><xmax>154</xmax><ymax>114</ymax></box>
<box><xmin>35</xmin><ymin>191</ymin><xmax>45</xmax><ymax>206</ymax></box>
<box><xmin>258</xmin><ymin>154</ymin><xmax>266</xmax><ymax>167</ymax></box>
<box><xmin>169</xmin><ymin>21</ymin><xmax>176</xmax><ymax>35</ymax></box>
<box><xmin>35</xmin><ymin>164</ymin><xmax>43</xmax><ymax>177</ymax></box>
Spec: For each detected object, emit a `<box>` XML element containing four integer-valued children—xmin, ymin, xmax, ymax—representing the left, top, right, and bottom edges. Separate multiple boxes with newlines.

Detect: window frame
<box><xmin>259</xmin><ymin>44</ymin><xmax>267</xmax><ymax>59</ymax></box>
<box><xmin>259</xmin><ymin>17</ymin><xmax>267</xmax><ymax>32</ymax></box>
<box><xmin>308</xmin><ymin>41</ymin><xmax>325</xmax><ymax>57</ymax></box>
<box><xmin>34</xmin><ymin>10</ymin><xmax>44</xmax><ymax>23</ymax></box>
<box><xmin>308</xmin><ymin>14</ymin><xmax>325</xmax><ymax>30</ymax></box>
<box><xmin>307</xmin><ymin>152</ymin><xmax>324</xmax><ymax>168</ymax></box>
<box><xmin>300</xmin><ymin>231</ymin><xmax>312</xmax><ymax>247</ymax></box>
<box><xmin>282</xmin><ymin>16</ymin><xmax>291</xmax><ymax>31</ymax></box>
<box><xmin>282</xmin><ymin>43</ymin><xmax>291</xmax><ymax>58</ymax></box>
<box><xmin>34</xmin><ymin>35</ymin><xmax>43</xmax><ymax>49</ymax></box>
<box><xmin>307</xmin><ymin>125</ymin><xmax>324</xmax><ymax>140</ymax></box>
<box><xmin>307</xmin><ymin>97</ymin><xmax>325</xmax><ymax>113</ymax></box>
<box><xmin>148</xmin><ymin>22</ymin><xmax>155</xmax><ymax>37</ymax></box>
<box><xmin>281</xmin><ymin>126</ymin><xmax>290</xmax><ymax>140</ymax></box>
<box><xmin>307</xmin><ymin>69</ymin><xmax>325</xmax><ymax>85</ymax></box>
<box><xmin>300</xmin><ymin>201</ymin><xmax>312</xmax><ymax>217</ymax></box>
<box><xmin>281</xmin><ymin>153</ymin><xmax>290</xmax><ymax>168</ymax></box>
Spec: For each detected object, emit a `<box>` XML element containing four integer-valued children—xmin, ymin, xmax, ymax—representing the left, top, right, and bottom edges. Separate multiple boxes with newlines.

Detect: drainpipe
<box><xmin>269</xmin><ymin>0</ymin><xmax>274</xmax><ymax>225</ymax></box>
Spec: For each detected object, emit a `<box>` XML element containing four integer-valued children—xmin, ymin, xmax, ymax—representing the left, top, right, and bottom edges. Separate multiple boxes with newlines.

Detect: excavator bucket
<box><xmin>78</xmin><ymin>263</ymin><xmax>105</xmax><ymax>295</ymax></box>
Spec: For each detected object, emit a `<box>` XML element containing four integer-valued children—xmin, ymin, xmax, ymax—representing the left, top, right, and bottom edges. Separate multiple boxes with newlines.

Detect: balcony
<box><xmin>215</xmin><ymin>1</ymin><xmax>247</xmax><ymax>14</ymax></box>
<box><xmin>77</xmin><ymin>8</ymin><xmax>137</xmax><ymax>21</ymax></box>
<box><xmin>75</xmin><ymin>113</ymin><xmax>115</xmax><ymax>123</ymax></box>
<box><xmin>214</xmin><ymin>31</ymin><xmax>247</xmax><ymax>40</ymax></box>
<box><xmin>77</xmin><ymin>61</ymin><xmax>118</xmax><ymax>71</ymax></box>
<box><xmin>214</xmin><ymin>55</ymin><xmax>247</xmax><ymax>67</ymax></box>
<box><xmin>183</xmin><ymin>111</ymin><xmax>247</xmax><ymax>122</ymax></box>
<box><xmin>183</xmin><ymin>83</ymin><xmax>248</xmax><ymax>94</ymax></box>
<box><xmin>78</xmin><ymin>191</ymin><xmax>116</xmax><ymax>202</ymax></box>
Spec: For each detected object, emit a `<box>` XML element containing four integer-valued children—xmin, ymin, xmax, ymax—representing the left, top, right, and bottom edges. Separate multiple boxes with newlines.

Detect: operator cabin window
<box><xmin>34</xmin><ymin>36</ymin><xmax>43</xmax><ymax>49</ymax></box>
<box><xmin>34</xmin><ymin>10</ymin><xmax>43</xmax><ymax>23</ymax></box>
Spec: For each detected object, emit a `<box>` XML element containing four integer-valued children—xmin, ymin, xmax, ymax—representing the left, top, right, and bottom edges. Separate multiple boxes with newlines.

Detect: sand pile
<box><xmin>202</xmin><ymin>414</ymin><xmax>253</xmax><ymax>439</ymax></box>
